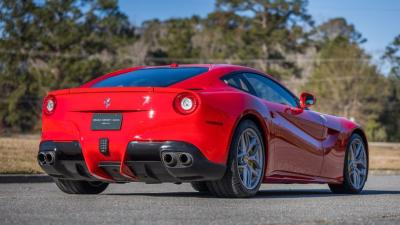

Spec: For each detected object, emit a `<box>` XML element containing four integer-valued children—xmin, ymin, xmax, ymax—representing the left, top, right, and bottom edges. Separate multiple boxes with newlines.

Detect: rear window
<box><xmin>91</xmin><ymin>67</ymin><xmax>208</xmax><ymax>88</ymax></box>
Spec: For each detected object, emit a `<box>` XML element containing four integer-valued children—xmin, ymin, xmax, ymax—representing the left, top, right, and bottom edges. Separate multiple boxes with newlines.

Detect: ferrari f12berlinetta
<box><xmin>38</xmin><ymin>64</ymin><xmax>368</xmax><ymax>197</ymax></box>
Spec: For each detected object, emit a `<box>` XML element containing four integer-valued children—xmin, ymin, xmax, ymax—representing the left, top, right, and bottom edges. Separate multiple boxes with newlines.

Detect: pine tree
<box><xmin>0</xmin><ymin>0</ymin><xmax>134</xmax><ymax>132</ymax></box>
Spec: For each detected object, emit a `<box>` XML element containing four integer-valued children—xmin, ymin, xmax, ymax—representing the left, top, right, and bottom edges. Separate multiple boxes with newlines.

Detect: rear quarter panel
<box><xmin>197</xmin><ymin>85</ymin><xmax>272</xmax><ymax>168</ymax></box>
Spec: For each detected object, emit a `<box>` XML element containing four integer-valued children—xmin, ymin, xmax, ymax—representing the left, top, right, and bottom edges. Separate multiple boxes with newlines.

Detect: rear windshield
<box><xmin>91</xmin><ymin>67</ymin><xmax>208</xmax><ymax>88</ymax></box>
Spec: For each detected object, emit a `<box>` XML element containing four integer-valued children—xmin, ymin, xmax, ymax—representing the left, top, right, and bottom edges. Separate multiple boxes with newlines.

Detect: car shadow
<box><xmin>254</xmin><ymin>189</ymin><xmax>400</xmax><ymax>199</ymax></box>
<box><xmin>104</xmin><ymin>189</ymin><xmax>400</xmax><ymax>199</ymax></box>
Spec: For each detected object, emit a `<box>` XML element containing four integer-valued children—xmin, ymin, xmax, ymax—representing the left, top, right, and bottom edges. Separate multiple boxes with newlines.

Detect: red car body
<box><xmin>39</xmin><ymin>64</ymin><xmax>368</xmax><ymax>186</ymax></box>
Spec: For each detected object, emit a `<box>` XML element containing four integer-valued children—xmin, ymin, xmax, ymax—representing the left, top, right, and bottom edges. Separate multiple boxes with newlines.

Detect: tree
<box><xmin>383</xmin><ymin>34</ymin><xmax>400</xmax><ymax>78</ymax></box>
<box><xmin>0</xmin><ymin>0</ymin><xmax>134</xmax><ymax>132</ymax></box>
<box><xmin>380</xmin><ymin>34</ymin><xmax>400</xmax><ymax>141</ymax></box>
<box><xmin>304</xmin><ymin>36</ymin><xmax>388</xmax><ymax>141</ymax></box>
<box><xmin>141</xmin><ymin>0</ymin><xmax>315</xmax><ymax>78</ymax></box>
<box><xmin>379</xmin><ymin>76</ymin><xmax>400</xmax><ymax>142</ymax></box>
<box><xmin>215</xmin><ymin>0</ymin><xmax>314</xmax><ymax>78</ymax></box>
<box><xmin>145</xmin><ymin>17</ymin><xmax>201</xmax><ymax>65</ymax></box>
<box><xmin>311</xmin><ymin>17</ymin><xmax>366</xmax><ymax>44</ymax></box>
<box><xmin>194</xmin><ymin>11</ymin><xmax>246</xmax><ymax>62</ymax></box>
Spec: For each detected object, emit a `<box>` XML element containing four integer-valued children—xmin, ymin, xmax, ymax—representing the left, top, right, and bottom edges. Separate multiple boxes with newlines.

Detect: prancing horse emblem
<box><xmin>104</xmin><ymin>98</ymin><xmax>111</xmax><ymax>109</ymax></box>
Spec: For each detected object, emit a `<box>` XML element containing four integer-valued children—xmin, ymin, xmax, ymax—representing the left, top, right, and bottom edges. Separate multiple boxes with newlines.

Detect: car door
<box><xmin>243</xmin><ymin>73</ymin><xmax>326</xmax><ymax>177</ymax></box>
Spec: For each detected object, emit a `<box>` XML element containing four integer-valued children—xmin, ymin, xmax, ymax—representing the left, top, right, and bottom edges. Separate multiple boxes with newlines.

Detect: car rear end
<box><xmin>38</xmin><ymin>66</ymin><xmax>229</xmax><ymax>183</ymax></box>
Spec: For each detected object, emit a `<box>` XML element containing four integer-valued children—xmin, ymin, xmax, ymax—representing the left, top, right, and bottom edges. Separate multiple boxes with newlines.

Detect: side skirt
<box><xmin>264</xmin><ymin>170</ymin><xmax>342</xmax><ymax>184</ymax></box>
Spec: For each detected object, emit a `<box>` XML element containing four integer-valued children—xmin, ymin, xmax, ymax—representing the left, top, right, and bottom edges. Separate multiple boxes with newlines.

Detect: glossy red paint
<box><xmin>41</xmin><ymin>64</ymin><xmax>367</xmax><ymax>184</ymax></box>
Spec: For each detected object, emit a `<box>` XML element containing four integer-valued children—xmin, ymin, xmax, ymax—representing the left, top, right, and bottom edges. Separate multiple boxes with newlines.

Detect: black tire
<box><xmin>190</xmin><ymin>181</ymin><xmax>209</xmax><ymax>193</ymax></box>
<box><xmin>54</xmin><ymin>178</ymin><xmax>109</xmax><ymax>194</ymax></box>
<box><xmin>206</xmin><ymin>119</ymin><xmax>265</xmax><ymax>198</ymax></box>
<box><xmin>329</xmin><ymin>134</ymin><xmax>368</xmax><ymax>194</ymax></box>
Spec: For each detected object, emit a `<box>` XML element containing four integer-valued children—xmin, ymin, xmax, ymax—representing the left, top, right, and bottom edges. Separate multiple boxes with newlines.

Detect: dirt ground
<box><xmin>0</xmin><ymin>135</ymin><xmax>399</xmax><ymax>174</ymax></box>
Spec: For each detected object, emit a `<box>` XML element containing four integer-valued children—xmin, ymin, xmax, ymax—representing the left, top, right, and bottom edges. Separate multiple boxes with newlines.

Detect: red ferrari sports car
<box><xmin>38</xmin><ymin>64</ymin><xmax>368</xmax><ymax>197</ymax></box>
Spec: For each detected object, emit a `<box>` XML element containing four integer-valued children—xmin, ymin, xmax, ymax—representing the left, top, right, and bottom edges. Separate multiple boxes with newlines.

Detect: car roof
<box><xmin>137</xmin><ymin>64</ymin><xmax>262</xmax><ymax>72</ymax></box>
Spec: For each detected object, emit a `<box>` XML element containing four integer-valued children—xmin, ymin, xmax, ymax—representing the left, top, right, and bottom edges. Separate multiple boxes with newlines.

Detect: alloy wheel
<box><xmin>347</xmin><ymin>138</ymin><xmax>367</xmax><ymax>190</ymax></box>
<box><xmin>237</xmin><ymin>128</ymin><xmax>264</xmax><ymax>190</ymax></box>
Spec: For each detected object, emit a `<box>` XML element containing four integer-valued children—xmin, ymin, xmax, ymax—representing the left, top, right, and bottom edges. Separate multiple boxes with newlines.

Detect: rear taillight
<box><xmin>173</xmin><ymin>92</ymin><xmax>198</xmax><ymax>115</ymax></box>
<box><xmin>43</xmin><ymin>95</ymin><xmax>56</xmax><ymax>115</ymax></box>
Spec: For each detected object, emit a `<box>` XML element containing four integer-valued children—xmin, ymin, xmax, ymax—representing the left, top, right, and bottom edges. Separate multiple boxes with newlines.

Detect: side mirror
<box><xmin>300</xmin><ymin>92</ymin><xmax>316</xmax><ymax>109</ymax></box>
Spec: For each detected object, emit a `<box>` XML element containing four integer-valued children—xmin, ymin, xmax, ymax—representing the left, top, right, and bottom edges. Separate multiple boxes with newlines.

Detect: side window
<box><xmin>221</xmin><ymin>74</ymin><xmax>250</xmax><ymax>92</ymax></box>
<box><xmin>244</xmin><ymin>73</ymin><xmax>298</xmax><ymax>107</ymax></box>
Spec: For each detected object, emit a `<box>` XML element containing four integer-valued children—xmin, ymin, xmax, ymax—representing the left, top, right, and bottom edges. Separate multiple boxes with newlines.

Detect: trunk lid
<box><xmin>52</xmin><ymin>87</ymin><xmax>154</xmax><ymax>112</ymax></box>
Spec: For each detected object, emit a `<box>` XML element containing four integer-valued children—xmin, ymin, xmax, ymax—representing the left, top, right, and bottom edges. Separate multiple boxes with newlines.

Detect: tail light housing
<box><xmin>43</xmin><ymin>95</ymin><xmax>56</xmax><ymax>115</ymax></box>
<box><xmin>173</xmin><ymin>92</ymin><xmax>199</xmax><ymax>115</ymax></box>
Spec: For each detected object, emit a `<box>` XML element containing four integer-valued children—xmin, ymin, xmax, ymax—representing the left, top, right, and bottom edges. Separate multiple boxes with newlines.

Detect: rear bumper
<box><xmin>38</xmin><ymin>140</ymin><xmax>226</xmax><ymax>183</ymax></box>
<box><xmin>38</xmin><ymin>141</ymin><xmax>97</xmax><ymax>181</ymax></box>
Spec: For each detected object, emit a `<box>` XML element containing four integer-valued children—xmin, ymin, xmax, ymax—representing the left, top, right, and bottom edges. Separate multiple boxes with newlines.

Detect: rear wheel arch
<box><xmin>239</xmin><ymin>113</ymin><xmax>268</xmax><ymax>146</ymax></box>
<box><xmin>207</xmin><ymin>115</ymin><xmax>267</xmax><ymax>197</ymax></box>
<box><xmin>226</xmin><ymin>112</ymin><xmax>269</xmax><ymax>165</ymax></box>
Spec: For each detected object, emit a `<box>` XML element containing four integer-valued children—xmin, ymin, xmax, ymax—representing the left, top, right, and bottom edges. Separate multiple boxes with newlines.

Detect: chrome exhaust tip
<box><xmin>178</xmin><ymin>153</ymin><xmax>193</xmax><ymax>166</ymax></box>
<box><xmin>44</xmin><ymin>152</ymin><xmax>55</xmax><ymax>165</ymax></box>
<box><xmin>38</xmin><ymin>152</ymin><xmax>47</xmax><ymax>165</ymax></box>
<box><xmin>162</xmin><ymin>152</ymin><xmax>177</xmax><ymax>167</ymax></box>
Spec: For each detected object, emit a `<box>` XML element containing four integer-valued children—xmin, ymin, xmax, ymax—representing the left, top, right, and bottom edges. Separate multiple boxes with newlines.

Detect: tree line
<box><xmin>0</xmin><ymin>0</ymin><xmax>399</xmax><ymax>142</ymax></box>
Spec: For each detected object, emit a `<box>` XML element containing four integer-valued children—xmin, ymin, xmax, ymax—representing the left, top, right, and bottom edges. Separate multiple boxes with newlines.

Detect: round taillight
<box><xmin>174</xmin><ymin>93</ymin><xmax>198</xmax><ymax>115</ymax></box>
<box><xmin>43</xmin><ymin>95</ymin><xmax>56</xmax><ymax>115</ymax></box>
<box><xmin>181</xmin><ymin>97</ymin><xmax>193</xmax><ymax>111</ymax></box>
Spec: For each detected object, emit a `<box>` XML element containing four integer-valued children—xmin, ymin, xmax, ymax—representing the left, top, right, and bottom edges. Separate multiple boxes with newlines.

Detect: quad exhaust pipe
<box><xmin>178</xmin><ymin>153</ymin><xmax>192</xmax><ymax>166</ymax></box>
<box><xmin>162</xmin><ymin>152</ymin><xmax>193</xmax><ymax>167</ymax></box>
<box><xmin>38</xmin><ymin>151</ymin><xmax>55</xmax><ymax>165</ymax></box>
<box><xmin>162</xmin><ymin>153</ymin><xmax>177</xmax><ymax>167</ymax></box>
